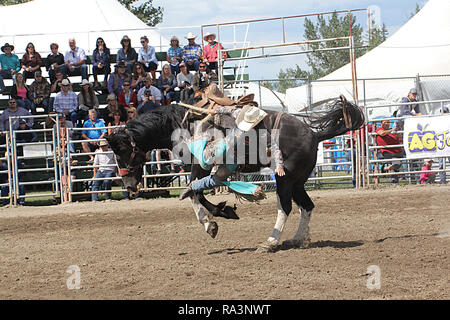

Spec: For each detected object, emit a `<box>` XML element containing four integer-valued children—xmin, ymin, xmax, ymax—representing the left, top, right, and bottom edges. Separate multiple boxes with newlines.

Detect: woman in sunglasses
<box><xmin>21</xmin><ymin>42</ymin><xmax>42</xmax><ymax>81</ymax></box>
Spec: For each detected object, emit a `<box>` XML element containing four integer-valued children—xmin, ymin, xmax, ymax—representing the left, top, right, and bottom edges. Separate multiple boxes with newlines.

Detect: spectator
<box><xmin>108</xmin><ymin>60</ymin><xmax>131</xmax><ymax>97</ymax></box>
<box><xmin>420</xmin><ymin>159</ymin><xmax>436</xmax><ymax>184</ymax></box>
<box><xmin>137</xmin><ymin>88</ymin><xmax>161</xmax><ymax>115</ymax></box>
<box><xmin>192</xmin><ymin>62</ymin><xmax>218</xmax><ymax>92</ymax></box>
<box><xmin>78</xmin><ymin>79</ymin><xmax>99</xmax><ymax>122</ymax></box>
<box><xmin>157</xmin><ymin>64</ymin><xmax>178</xmax><ymax>105</ymax></box>
<box><xmin>53</xmin><ymin>78</ymin><xmax>78</xmax><ymax>126</ymax></box>
<box><xmin>107</xmin><ymin>110</ymin><xmax>126</xmax><ymax>135</ymax></box>
<box><xmin>21</xmin><ymin>42</ymin><xmax>42</xmax><ymax>81</ymax></box>
<box><xmin>202</xmin><ymin>32</ymin><xmax>226</xmax><ymax>73</ymax></box>
<box><xmin>45</xmin><ymin>43</ymin><xmax>65</xmax><ymax>84</ymax></box>
<box><xmin>182</xmin><ymin>32</ymin><xmax>202</xmax><ymax>72</ymax></box>
<box><xmin>10</xmin><ymin>73</ymin><xmax>36</xmax><ymax>114</ymax></box>
<box><xmin>126</xmin><ymin>106</ymin><xmax>137</xmax><ymax>122</ymax></box>
<box><xmin>438</xmin><ymin>105</ymin><xmax>449</xmax><ymax>184</ymax></box>
<box><xmin>138</xmin><ymin>35</ymin><xmax>158</xmax><ymax>81</ymax></box>
<box><xmin>176</xmin><ymin>62</ymin><xmax>194</xmax><ymax>101</ymax></box>
<box><xmin>137</xmin><ymin>75</ymin><xmax>162</xmax><ymax>108</ymax></box>
<box><xmin>0</xmin><ymin>98</ymin><xmax>33</xmax><ymax>132</ymax></box>
<box><xmin>397</xmin><ymin>88</ymin><xmax>422</xmax><ymax>118</ymax></box>
<box><xmin>101</xmin><ymin>93</ymin><xmax>127</xmax><ymax>125</ymax></box>
<box><xmin>130</xmin><ymin>62</ymin><xmax>147</xmax><ymax>94</ymax></box>
<box><xmin>117</xmin><ymin>35</ymin><xmax>138</xmax><ymax>75</ymax></box>
<box><xmin>54</xmin><ymin>112</ymin><xmax>76</xmax><ymax>155</ymax></box>
<box><xmin>29</xmin><ymin>71</ymin><xmax>51</xmax><ymax>113</ymax></box>
<box><xmin>376</xmin><ymin>120</ymin><xmax>404</xmax><ymax>184</ymax></box>
<box><xmin>92</xmin><ymin>37</ymin><xmax>111</xmax><ymax>88</ymax></box>
<box><xmin>91</xmin><ymin>140</ymin><xmax>117</xmax><ymax>202</ymax></box>
<box><xmin>82</xmin><ymin>109</ymin><xmax>107</xmax><ymax>162</ymax></box>
<box><xmin>64</xmin><ymin>38</ymin><xmax>88</xmax><ymax>81</ymax></box>
<box><xmin>167</xmin><ymin>36</ymin><xmax>183</xmax><ymax>76</ymax></box>
<box><xmin>16</xmin><ymin>118</ymin><xmax>38</xmax><ymax>155</ymax></box>
<box><xmin>118</xmin><ymin>80</ymin><xmax>137</xmax><ymax>109</ymax></box>
<box><xmin>0</xmin><ymin>43</ymin><xmax>21</xmax><ymax>94</ymax></box>
<box><xmin>50</xmin><ymin>69</ymin><xmax>67</xmax><ymax>94</ymax></box>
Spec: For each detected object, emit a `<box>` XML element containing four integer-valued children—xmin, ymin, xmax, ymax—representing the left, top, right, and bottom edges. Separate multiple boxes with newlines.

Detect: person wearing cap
<box><xmin>182</xmin><ymin>32</ymin><xmax>202</xmax><ymax>72</ymax></box>
<box><xmin>92</xmin><ymin>37</ymin><xmax>111</xmax><ymax>88</ymax></box>
<box><xmin>176</xmin><ymin>61</ymin><xmax>194</xmax><ymax>101</ymax></box>
<box><xmin>138</xmin><ymin>35</ymin><xmax>158</xmax><ymax>81</ymax></box>
<box><xmin>0</xmin><ymin>98</ymin><xmax>33</xmax><ymax>132</ymax></box>
<box><xmin>137</xmin><ymin>74</ymin><xmax>162</xmax><ymax>108</ymax></box>
<box><xmin>64</xmin><ymin>38</ymin><xmax>88</xmax><ymax>81</ymax></box>
<box><xmin>167</xmin><ymin>36</ymin><xmax>183</xmax><ymax>76</ymax></box>
<box><xmin>0</xmin><ymin>43</ymin><xmax>21</xmax><ymax>94</ymax></box>
<box><xmin>45</xmin><ymin>43</ymin><xmax>65</xmax><ymax>84</ymax></box>
<box><xmin>21</xmin><ymin>42</ymin><xmax>42</xmax><ymax>81</ymax></box>
<box><xmin>53</xmin><ymin>78</ymin><xmax>79</xmax><ymax>126</ymax></box>
<box><xmin>82</xmin><ymin>109</ymin><xmax>107</xmax><ymax>162</ymax></box>
<box><xmin>397</xmin><ymin>88</ymin><xmax>423</xmax><ymax>118</ymax></box>
<box><xmin>29</xmin><ymin>71</ymin><xmax>51</xmax><ymax>113</ymax></box>
<box><xmin>78</xmin><ymin>79</ymin><xmax>99</xmax><ymax>122</ymax></box>
<box><xmin>420</xmin><ymin>159</ymin><xmax>436</xmax><ymax>184</ymax></box>
<box><xmin>108</xmin><ymin>60</ymin><xmax>131</xmax><ymax>97</ymax></box>
<box><xmin>179</xmin><ymin>104</ymin><xmax>285</xmax><ymax>200</ymax></box>
<box><xmin>202</xmin><ymin>32</ymin><xmax>226</xmax><ymax>73</ymax></box>
<box><xmin>91</xmin><ymin>139</ymin><xmax>117</xmax><ymax>202</ymax></box>
<box><xmin>117</xmin><ymin>35</ymin><xmax>138</xmax><ymax>75</ymax></box>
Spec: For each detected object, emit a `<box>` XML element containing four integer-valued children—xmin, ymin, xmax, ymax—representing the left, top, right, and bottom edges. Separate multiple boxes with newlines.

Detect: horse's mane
<box><xmin>126</xmin><ymin>104</ymin><xmax>187</xmax><ymax>151</ymax></box>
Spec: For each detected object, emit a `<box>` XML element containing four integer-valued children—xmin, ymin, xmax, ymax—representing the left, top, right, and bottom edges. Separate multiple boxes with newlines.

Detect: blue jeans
<box><xmin>17</xmin><ymin>98</ymin><xmax>36</xmax><ymax>114</ymax></box>
<box><xmin>61</xmin><ymin>64</ymin><xmax>88</xmax><ymax>80</ymax></box>
<box><xmin>439</xmin><ymin>157</ymin><xmax>449</xmax><ymax>184</ymax></box>
<box><xmin>191</xmin><ymin>164</ymin><xmax>238</xmax><ymax>192</ymax></box>
<box><xmin>91</xmin><ymin>170</ymin><xmax>115</xmax><ymax>201</ymax></box>
<box><xmin>0</xmin><ymin>69</ymin><xmax>16</xmax><ymax>91</ymax></box>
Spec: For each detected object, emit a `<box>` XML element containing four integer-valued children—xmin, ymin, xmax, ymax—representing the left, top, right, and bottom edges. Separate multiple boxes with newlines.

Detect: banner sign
<box><xmin>404</xmin><ymin>114</ymin><xmax>450</xmax><ymax>159</ymax></box>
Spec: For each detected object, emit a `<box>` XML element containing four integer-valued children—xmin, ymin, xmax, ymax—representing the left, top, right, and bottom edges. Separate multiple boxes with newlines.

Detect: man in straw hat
<box><xmin>0</xmin><ymin>43</ymin><xmax>21</xmax><ymax>94</ymax></box>
<box><xmin>179</xmin><ymin>104</ymin><xmax>285</xmax><ymax>200</ymax></box>
<box><xmin>53</xmin><ymin>78</ymin><xmax>79</xmax><ymax>126</ymax></box>
<box><xmin>182</xmin><ymin>32</ymin><xmax>202</xmax><ymax>72</ymax></box>
<box><xmin>91</xmin><ymin>139</ymin><xmax>117</xmax><ymax>202</ymax></box>
<box><xmin>202</xmin><ymin>32</ymin><xmax>226</xmax><ymax>73</ymax></box>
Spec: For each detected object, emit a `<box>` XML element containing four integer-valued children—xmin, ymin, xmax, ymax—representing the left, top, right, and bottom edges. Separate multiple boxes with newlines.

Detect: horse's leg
<box><xmin>197</xmin><ymin>193</ymin><xmax>239</xmax><ymax>219</ymax></box>
<box><xmin>189</xmin><ymin>192</ymin><xmax>219</xmax><ymax>238</ymax></box>
<box><xmin>258</xmin><ymin>178</ymin><xmax>293</xmax><ymax>252</ymax></box>
<box><xmin>283</xmin><ymin>182</ymin><xmax>314</xmax><ymax>248</ymax></box>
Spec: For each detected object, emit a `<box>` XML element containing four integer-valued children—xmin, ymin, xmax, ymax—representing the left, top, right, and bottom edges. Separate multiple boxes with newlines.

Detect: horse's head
<box><xmin>106</xmin><ymin>128</ymin><xmax>147</xmax><ymax>193</ymax></box>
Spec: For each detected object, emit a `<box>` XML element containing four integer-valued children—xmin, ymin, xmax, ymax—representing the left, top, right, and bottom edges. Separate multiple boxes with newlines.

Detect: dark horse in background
<box><xmin>107</xmin><ymin>99</ymin><xmax>364</xmax><ymax>252</ymax></box>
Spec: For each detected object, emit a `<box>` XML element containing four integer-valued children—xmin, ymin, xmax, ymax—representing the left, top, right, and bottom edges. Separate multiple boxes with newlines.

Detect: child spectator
<box><xmin>420</xmin><ymin>159</ymin><xmax>436</xmax><ymax>184</ymax></box>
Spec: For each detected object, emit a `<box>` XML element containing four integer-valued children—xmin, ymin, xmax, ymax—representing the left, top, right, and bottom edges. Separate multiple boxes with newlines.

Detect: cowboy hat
<box><xmin>58</xmin><ymin>79</ymin><xmax>71</xmax><ymax>86</ymax></box>
<box><xmin>185</xmin><ymin>32</ymin><xmax>197</xmax><ymax>40</ymax></box>
<box><xmin>107</xmin><ymin>93</ymin><xmax>117</xmax><ymax>101</ymax></box>
<box><xmin>236</xmin><ymin>105</ymin><xmax>267</xmax><ymax>132</ymax></box>
<box><xmin>1</xmin><ymin>43</ymin><xmax>14</xmax><ymax>52</ymax></box>
<box><xmin>116</xmin><ymin>60</ymin><xmax>126</xmax><ymax>68</ymax></box>
<box><xmin>203</xmin><ymin>32</ymin><xmax>216</xmax><ymax>41</ymax></box>
<box><xmin>99</xmin><ymin>140</ymin><xmax>109</xmax><ymax>147</ymax></box>
<box><xmin>81</xmin><ymin>79</ymin><xmax>92</xmax><ymax>87</ymax></box>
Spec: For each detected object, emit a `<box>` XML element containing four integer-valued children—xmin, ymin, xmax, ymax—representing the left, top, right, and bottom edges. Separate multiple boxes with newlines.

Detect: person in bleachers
<box><xmin>107</xmin><ymin>110</ymin><xmax>126</xmax><ymax>135</ymax></box>
<box><xmin>176</xmin><ymin>62</ymin><xmax>194</xmax><ymax>101</ymax></box>
<box><xmin>92</xmin><ymin>37</ymin><xmax>111</xmax><ymax>88</ymax></box>
<box><xmin>118</xmin><ymin>80</ymin><xmax>137</xmax><ymax>110</ymax></box>
<box><xmin>157</xmin><ymin>64</ymin><xmax>178</xmax><ymax>105</ymax></box>
<box><xmin>130</xmin><ymin>62</ymin><xmax>147</xmax><ymax>94</ymax></box>
<box><xmin>21</xmin><ymin>42</ymin><xmax>42</xmax><ymax>81</ymax></box>
<box><xmin>137</xmin><ymin>75</ymin><xmax>162</xmax><ymax>109</ymax></box>
<box><xmin>101</xmin><ymin>93</ymin><xmax>127</xmax><ymax>126</ymax></box>
<box><xmin>45</xmin><ymin>43</ymin><xmax>65</xmax><ymax>84</ymax></box>
<box><xmin>53</xmin><ymin>78</ymin><xmax>78</xmax><ymax>127</ymax></box>
<box><xmin>182</xmin><ymin>32</ymin><xmax>202</xmax><ymax>72</ymax></box>
<box><xmin>0</xmin><ymin>98</ymin><xmax>33</xmax><ymax>132</ymax></box>
<box><xmin>167</xmin><ymin>36</ymin><xmax>183</xmax><ymax>76</ymax></box>
<box><xmin>10</xmin><ymin>73</ymin><xmax>36</xmax><ymax>114</ymax></box>
<box><xmin>126</xmin><ymin>106</ymin><xmax>137</xmax><ymax>122</ymax></box>
<box><xmin>192</xmin><ymin>62</ymin><xmax>218</xmax><ymax>93</ymax></box>
<box><xmin>202</xmin><ymin>32</ymin><xmax>226</xmax><ymax>73</ymax></box>
<box><xmin>108</xmin><ymin>61</ymin><xmax>131</xmax><ymax>97</ymax></box>
<box><xmin>82</xmin><ymin>109</ymin><xmax>107</xmax><ymax>162</ymax></box>
<box><xmin>78</xmin><ymin>79</ymin><xmax>99</xmax><ymax>123</ymax></box>
<box><xmin>138</xmin><ymin>35</ymin><xmax>158</xmax><ymax>82</ymax></box>
<box><xmin>137</xmin><ymin>88</ymin><xmax>160</xmax><ymax>115</ymax></box>
<box><xmin>0</xmin><ymin>43</ymin><xmax>21</xmax><ymax>94</ymax></box>
<box><xmin>117</xmin><ymin>35</ymin><xmax>138</xmax><ymax>75</ymax></box>
<box><xmin>64</xmin><ymin>38</ymin><xmax>88</xmax><ymax>81</ymax></box>
<box><xmin>29</xmin><ymin>71</ymin><xmax>51</xmax><ymax>114</ymax></box>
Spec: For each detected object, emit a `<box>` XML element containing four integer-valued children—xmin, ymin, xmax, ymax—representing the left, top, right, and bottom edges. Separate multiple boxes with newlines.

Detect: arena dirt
<box><xmin>0</xmin><ymin>184</ymin><xmax>448</xmax><ymax>300</ymax></box>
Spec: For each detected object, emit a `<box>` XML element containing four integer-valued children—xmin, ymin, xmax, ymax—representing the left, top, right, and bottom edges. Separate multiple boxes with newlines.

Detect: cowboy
<box><xmin>202</xmin><ymin>32</ymin><xmax>226</xmax><ymax>73</ymax></box>
<box><xmin>108</xmin><ymin>60</ymin><xmax>131</xmax><ymax>97</ymax></box>
<box><xmin>0</xmin><ymin>43</ymin><xmax>21</xmax><ymax>94</ymax></box>
<box><xmin>53</xmin><ymin>78</ymin><xmax>78</xmax><ymax>126</ymax></box>
<box><xmin>179</xmin><ymin>104</ymin><xmax>285</xmax><ymax>200</ymax></box>
<box><xmin>182</xmin><ymin>32</ymin><xmax>202</xmax><ymax>72</ymax></box>
<box><xmin>29</xmin><ymin>71</ymin><xmax>51</xmax><ymax>113</ymax></box>
<box><xmin>91</xmin><ymin>139</ymin><xmax>117</xmax><ymax>202</ymax></box>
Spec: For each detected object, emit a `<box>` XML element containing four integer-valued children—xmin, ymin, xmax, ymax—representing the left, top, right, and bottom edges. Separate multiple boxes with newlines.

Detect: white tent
<box><xmin>0</xmin><ymin>0</ymin><xmax>168</xmax><ymax>56</ymax></box>
<box><xmin>285</xmin><ymin>0</ymin><xmax>450</xmax><ymax>118</ymax></box>
<box><xmin>225</xmin><ymin>82</ymin><xmax>286</xmax><ymax>111</ymax></box>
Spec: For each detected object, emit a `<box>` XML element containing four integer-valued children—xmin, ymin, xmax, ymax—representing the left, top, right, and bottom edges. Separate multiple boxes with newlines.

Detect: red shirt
<box><xmin>376</xmin><ymin>127</ymin><xmax>403</xmax><ymax>154</ymax></box>
<box><xmin>118</xmin><ymin>90</ymin><xmax>137</xmax><ymax>109</ymax></box>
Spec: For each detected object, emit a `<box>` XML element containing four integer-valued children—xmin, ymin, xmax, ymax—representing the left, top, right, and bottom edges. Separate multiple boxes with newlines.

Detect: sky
<box><xmin>151</xmin><ymin>0</ymin><xmax>428</xmax><ymax>80</ymax></box>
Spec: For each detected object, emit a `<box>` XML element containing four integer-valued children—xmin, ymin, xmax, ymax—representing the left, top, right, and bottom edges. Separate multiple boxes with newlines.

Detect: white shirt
<box><xmin>93</xmin><ymin>147</ymin><xmax>116</xmax><ymax>172</ymax></box>
<box><xmin>64</xmin><ymin>47</ymin><xmax>87</xmax><ymax>64</ymax></box>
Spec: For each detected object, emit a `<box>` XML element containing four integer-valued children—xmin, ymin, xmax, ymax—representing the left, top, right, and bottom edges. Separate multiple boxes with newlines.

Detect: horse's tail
<box><xmin>308</xmin><ymin>97</ymin><xmax>365</xmax><ymax>142</ymax></box>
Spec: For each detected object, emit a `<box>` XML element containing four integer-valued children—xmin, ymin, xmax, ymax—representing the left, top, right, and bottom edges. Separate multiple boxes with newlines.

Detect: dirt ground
<box><xmin>0</xmin><ymin>184</ymin><xmax>448</xmax><ymax>300</ymax></box>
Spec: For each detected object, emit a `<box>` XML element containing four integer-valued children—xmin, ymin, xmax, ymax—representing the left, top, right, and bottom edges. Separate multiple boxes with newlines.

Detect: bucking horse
<box><xmin>106</xmin><ymin>95</ymin><xmax>364</xmax><ymax>252</ymax></box>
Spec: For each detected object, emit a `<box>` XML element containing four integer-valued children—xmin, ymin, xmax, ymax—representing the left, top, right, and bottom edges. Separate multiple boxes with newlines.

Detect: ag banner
<box><xmin>404</xmin><ymin>114</ymin><xmax>450</xmax><ymax>159</ymax></box>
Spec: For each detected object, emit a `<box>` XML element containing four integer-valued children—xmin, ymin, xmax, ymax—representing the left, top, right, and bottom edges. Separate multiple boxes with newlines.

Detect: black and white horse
<box><xmin>106</xmin><ymin>100</ymin><xmax>364</xmax><ymax>251</ymax></box>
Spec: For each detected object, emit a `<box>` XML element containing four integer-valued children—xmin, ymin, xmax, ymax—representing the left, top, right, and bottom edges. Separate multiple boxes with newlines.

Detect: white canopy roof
<box><xmin>285</xmin><ymin>0</ymin><xmax>450</xmax><ymax>118</ymax></box>
<box><xmin>0</xmin><ymin>0</ymin><xmax>168</xmax><ymax>56</ymax></box>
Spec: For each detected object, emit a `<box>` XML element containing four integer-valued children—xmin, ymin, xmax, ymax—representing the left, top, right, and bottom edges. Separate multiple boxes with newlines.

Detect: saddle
<box><xmin>195</xmin><ymin>83</ymin><xmax>258</xmax><ymax>110</ymax></box>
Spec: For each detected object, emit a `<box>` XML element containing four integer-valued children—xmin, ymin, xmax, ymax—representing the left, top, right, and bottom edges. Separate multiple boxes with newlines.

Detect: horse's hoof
<box><xmin>206</xmin><ymin>221</ymin><xmax>219</xmax><ymax>239</ymax></box>
<box><xmin>282</xmin><ymin>237</ymin><xmax>311</xmax><ymax>249</ymax></box>
<box><xmin>256</xmin><ymin>240</ymin><xmax>278</xmax><ymax>253</ymax></box>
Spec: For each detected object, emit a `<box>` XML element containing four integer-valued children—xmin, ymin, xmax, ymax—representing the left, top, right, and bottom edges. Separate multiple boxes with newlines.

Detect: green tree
<box><xmin>118</xmin><ymin>0</ymin><xmax>163</xmax><ymax>27</ymax></box>
<box><xmin>0</xmin><ymin>0</ymin><xmax>30</xmax><ymax>4</ymax></box>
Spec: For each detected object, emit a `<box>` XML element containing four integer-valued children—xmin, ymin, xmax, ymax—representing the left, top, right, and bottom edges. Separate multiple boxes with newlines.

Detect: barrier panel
<box><xmin>0</xmin><ymin>131</ymin><xmax>13</xmax><ymax>206</ymax></box>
